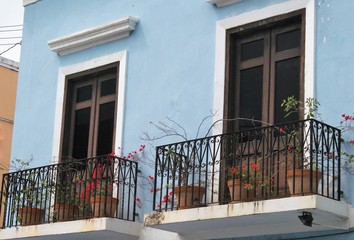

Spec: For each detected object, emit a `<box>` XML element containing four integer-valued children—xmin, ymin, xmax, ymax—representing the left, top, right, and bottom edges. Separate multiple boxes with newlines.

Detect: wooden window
<box><xmin>61</xmin><ymin>65</ymin><xmax>118</xmax><ymax>160</ymax></box>
<box><xmin>225</xmin><ymin>10</ymin><xmax>305</xmax><ymax>133</ymax></box>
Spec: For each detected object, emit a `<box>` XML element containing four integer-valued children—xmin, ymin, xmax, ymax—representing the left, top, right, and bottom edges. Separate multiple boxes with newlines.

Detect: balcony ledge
<box><xmin>146</xmin><ymin>195</ymin><xmax>349</xmax><ymax>239</ymax></box>
<box><xmin>0</xmin><ymin>218</ymin><xmax>142</xmax><ymax>240</ymax></box>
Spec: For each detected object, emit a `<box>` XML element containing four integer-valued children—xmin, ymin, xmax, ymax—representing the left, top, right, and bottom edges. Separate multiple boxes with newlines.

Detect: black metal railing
<box><xmin>153</xmin><ymin>119</ymin><xmax>341</xmax><ymax>211</ymax></box>
<box><xmin>0</xmin><ymin>155</ymin><xmax>138</xmax><ymax>228</ymax></box>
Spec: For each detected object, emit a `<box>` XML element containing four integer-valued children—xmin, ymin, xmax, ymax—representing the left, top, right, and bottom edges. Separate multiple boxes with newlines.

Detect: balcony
<box><xmin>149</xmin><ymin>119</ymin><xmax>349</xmax><ymax>239</ymax></box>
<box><xmin>0</xmin><ymin>155</ymin><xmax>141</xmax><ymax>239</ymax></box>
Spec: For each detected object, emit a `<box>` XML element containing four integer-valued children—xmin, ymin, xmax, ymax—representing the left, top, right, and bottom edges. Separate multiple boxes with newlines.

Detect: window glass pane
<box><xmin>274</xmin><ymin>57</ymin><xmax>300</xmax><ymax>124</ymax></box>
<box><xmin>76</xmin><ymin>85</ymin><xmax>92</xmax><ymax>103</ymax></box>
<box><xmin>96</xmin><ymin>102</ymin><xmax>115</xmax><ymax>156</ymax></box>
<box><xmin>239</xmin><ymin>66</ymin><xmax>263</xmax><ymax>130</ymax></box>
<box><xmin>72</xmin><ymin>108</ymin><xmax>91</xmax><ymax>159</ymax></box>
<box><xmin>276</xmin><ymin>29</ymin><xmax>301</xmax><ymax>52</ymax></box>
<box><xmin>241</xmin><ymin>39</ymin><xmax>264</xmax><ymax>61</ymax></box>
<box><xmin>100</xmin><ymin>79</ymin><xmax>116</xmax><ymax>97</ymax></box>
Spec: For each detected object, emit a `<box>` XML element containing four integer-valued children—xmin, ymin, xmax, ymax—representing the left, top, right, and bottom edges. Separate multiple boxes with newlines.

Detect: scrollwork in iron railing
<box><xmin>153</xmin><ymin>119</ymin><xmax>341</xmax><ymax>212</ymax></box>
<box><xmin>0</xmin><ymin>154</ymin><xmax>138</xmax><ymax>228</ymax></box>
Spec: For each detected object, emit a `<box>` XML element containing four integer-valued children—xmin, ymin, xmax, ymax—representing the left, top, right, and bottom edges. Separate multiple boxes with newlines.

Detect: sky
<box><xmin>0</xmin><ymin>0</ymin><xmax>24</xmax><ymax>62</ymax></box>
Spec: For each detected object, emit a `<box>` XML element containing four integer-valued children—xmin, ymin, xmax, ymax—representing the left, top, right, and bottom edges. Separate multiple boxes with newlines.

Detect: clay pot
<box><xmin>174</xmin><ymin>186</ymin><xmax>205</xmax><ymax>209</ymax></box>
<box><xmin>90</xmin><ymin>196</ymin><xmax>118</xmax><ymax>217</ymax></box>
<box><xmin>54</xmin><ymin>203</ymin><xmax>79</xmax><ymax>221</ymax></box>
<box><xmin>287</xmin><ymin>169</ymin><xmax>322</xmax><ymax>195</ymax></box>
<box><xmin>18</xmin><ymin>207</ymin><xmax>45</xmax><ymax>225</ymax></box>
<box><xmin>227</xmin><ymin>179</ymin><xmax>255</xmax><ymax>202</ymax></box>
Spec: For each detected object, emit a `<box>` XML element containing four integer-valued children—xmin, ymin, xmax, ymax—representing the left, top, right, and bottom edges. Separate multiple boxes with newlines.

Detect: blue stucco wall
<box><xmin>11</xmin><ymin>0</ymin><xmax>354</xmax><ymax>235</ymax></box>
<box><xmin>13</xmin><ymin>0</ymin><xmax>299</xmax><ymax>166</ymax></box>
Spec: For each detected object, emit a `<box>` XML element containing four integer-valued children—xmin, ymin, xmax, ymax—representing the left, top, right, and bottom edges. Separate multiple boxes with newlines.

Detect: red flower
<box><xmin>251</xmin><ymin>163</ymin><xmax>259</xmax><ymax>169</ymax></box>
<box><xmin>279</xmin><ymin>127</ymin><xmax>284</xmax><ymax>134</ymax></box>
<box><xmin>231</xmin><ymin>167</ymin><xmax>237</xmax><ymax>173</ymax></box>
<box><xmin>109</xmin><ymin>151</ymin><xmax>115</xmax><ymax>156</ymax></box>
<box><xmin>350</xmin><ymin>140</ymin><xmax>354</xmax><ymax>144</ymax></box>
<box><xmin>136</xmin><ymin>198</ymin><xmax>141</xmax><ymax>202</ymax></box>
<box><xmin>148</xmin><ymin>175</ymin><xmax>154</xmax><ymax>181</ymax></box>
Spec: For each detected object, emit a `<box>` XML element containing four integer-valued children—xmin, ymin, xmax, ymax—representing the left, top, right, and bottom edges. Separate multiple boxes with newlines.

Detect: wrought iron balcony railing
<box><xmin>0</xmin><ymin>155</ymin><xmax>138</xmax><ymax>228</ymax></box>
<box><xmin>153</xmin><ymin>119</ymin><xmax>341</xmax><ymax>211</ymax></box>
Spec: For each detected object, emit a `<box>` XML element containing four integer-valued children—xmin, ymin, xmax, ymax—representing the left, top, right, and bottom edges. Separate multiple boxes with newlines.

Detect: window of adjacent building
<box><xmin>61</xmin><ymin>65</ymin><xmax>118</xmax><ymax>160</ymax></box>
<box><xmin>224</xmin><ymin>10</ymin><xmax>305</xmax><ymax>133</ymax></box>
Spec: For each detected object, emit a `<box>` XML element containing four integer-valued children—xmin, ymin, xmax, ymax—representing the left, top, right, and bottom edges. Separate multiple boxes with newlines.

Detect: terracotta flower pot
<box><xmin>90</xmin><ymin>196</ymin><xmax>118</xmax><ymax>217</ymax></box>
<box><xmin>54</xmin><ymin>203</ymin><xmax>79</xmax><ymax>221</ymax></box>
<box><xmin>18</xmin><ymin>207</ymin><xmax>45</xmax><ymax>225</ymax></box>
<box><xmin>287</xmin><ymin>169</ymin><xmax>322</xmax><ymax>195</ymax></box>
<box><xmin>174</xmin><ymin>186</ymin><xmax>205</xmax><ymax>209</ymax></box>
<box><xmin>227</xmin><ymin>179</ymin><xmax>255</xmax><ymax>202</ymax></box>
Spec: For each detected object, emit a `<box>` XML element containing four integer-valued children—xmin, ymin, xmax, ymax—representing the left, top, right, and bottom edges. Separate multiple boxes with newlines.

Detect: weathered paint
<box><xmin>10</xmin><ymin>0</ymin><xmax>354</xmax><ymax>239</ymax></box>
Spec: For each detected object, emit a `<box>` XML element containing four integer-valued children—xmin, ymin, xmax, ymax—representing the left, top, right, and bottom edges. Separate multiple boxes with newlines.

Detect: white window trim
<box><xmin>52</xmin><ymin>51</ymin><xmax>127</xmax><ymax>163</ymax></box>
<box><xmin>23</xmin><ymin>0</ymin><xmax>38</xmax><ymax>6</ymax></box>
<box><xmin>212</xmin><ymin>0</ymin><xmax>315</xmax><ymax>135</ymax></box>
<box><xmin>207</xmin><ymin>0</ymin><xmax>242</xmax><ymax>8</ymax></box>
<box><xmin>48</xmin><ymin>17</ymin><xmax>139</xmax><ymax>56</ymax></box>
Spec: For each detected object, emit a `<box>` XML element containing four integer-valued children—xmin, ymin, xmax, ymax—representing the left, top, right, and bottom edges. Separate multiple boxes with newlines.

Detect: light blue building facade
<box><xmin>4</xmin><ymin>0</ymin><xmax>354</xmax><ymax>239</ymax></box>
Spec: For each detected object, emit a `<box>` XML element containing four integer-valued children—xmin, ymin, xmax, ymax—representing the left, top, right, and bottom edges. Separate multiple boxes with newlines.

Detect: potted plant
<box><xmin>82</xmin><ymin>160</ymin><xmax>118</xmax><ymax>218</ymax></box>
<box><xmin>53</xmin><ymin>183</ymin><xmax>79</xmax><ymax>221</ymax></box>
<box><xmin>169</xmin><ymin>149</ymin><xmax>206</xmax><ymax>209</ymax></box>
<box><xmin>281</xmin><ymin>96</ymin><xmax>323</xmax><ymax>195</ymax></box>
<box><xmin>227</xmin><ymin>160</ymin><xmax>269</xmax><ymax>202</ymax></box>
<box><xmin>15</xmin><ymin>175</ymin><xmax>52</xmax><ymax>225</ymax></box>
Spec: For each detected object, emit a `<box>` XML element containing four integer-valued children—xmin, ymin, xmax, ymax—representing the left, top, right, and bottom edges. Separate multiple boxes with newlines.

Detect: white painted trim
<box><xmin>52</xmin><ymin>51</ymin><xmax>128</xmax><ymax>163</ymax></box>
<box><xmin>0</xmin><ymin>217</ymin><xmax>142</xmax><ymax>239</ymax></box>
<box><xmin>23</xmin><ymin>0</ymin><xmax>38</xmax><ymax>6</ymax></box>
<box><xmin>207</xmin><ymin>0</ymin><xmax>242</xmax><ymax>8</ymax></box>
<box><xmin>212</xmin><ymin>0</ymin><xmax>315</xmax><ymax>136</ymax></box>
<box><xmin>48</xmin><ymin>17</ymin><xmax>139</xmax><ymax>56</ymax></box>
<box><xmin>0</xmin><ymin>56</ymin><xmax>19</xmax><ymax>71</ymax></box>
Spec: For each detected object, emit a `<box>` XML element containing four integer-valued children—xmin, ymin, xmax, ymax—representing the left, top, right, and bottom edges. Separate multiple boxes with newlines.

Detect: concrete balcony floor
<box><xmin>0</xmin><ymin>218</ymin><xmax>142</xmax><ymax>240</ymax></box>
<box><xmin>146</xmin><ymin>195</ymin><xmax>349</xmax><ymax>240</ymax></box>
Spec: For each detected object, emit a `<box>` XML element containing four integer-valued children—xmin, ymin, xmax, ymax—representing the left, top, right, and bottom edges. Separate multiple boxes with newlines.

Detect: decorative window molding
<box><xmin>23</xmin><ymin>0</ymin><xmax>38</xmax><ymax>6</ymax></box>
<box><xmin>52</xmin><ymin>51</ymin><xmax>128</xmax><ymax>163</ymax></box>
<box><xmin>48</xmin><ymin>17</ymin><xmax>139</xmax><ymax>56</ymax></box>
<box><xmin>207</xmin><ymin>0</ymin><xmax>242</xmax><ymax>8</ymax></box>
<box><xmin>212</xmin><ymin>0</ymin><xmax>315</xmax><ymax>136</ymax></box>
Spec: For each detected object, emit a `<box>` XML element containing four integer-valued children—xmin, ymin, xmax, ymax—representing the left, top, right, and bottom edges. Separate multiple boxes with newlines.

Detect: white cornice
<box><xmin>0</xmin><ymin>56</ymin><xmax>19</xmax><ymax>71</ymax></box>
<box><xmin>48</xmin><ymin>17</ymin><xmax>139</xmax><ymax>56</ymax></box>
<box><xmin>207</xmin><ymin>0</ymin><xmax>242</xmax><ymax>7</ymax></box>
<box><xmin>23</xmin><ymin>0</ymin><xmax>38</xmax><ymax>7</ymax></box>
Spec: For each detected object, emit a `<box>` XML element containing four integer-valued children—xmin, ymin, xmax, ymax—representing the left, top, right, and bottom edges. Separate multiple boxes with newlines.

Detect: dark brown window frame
<box><xmin>60</xmin><ymin>63</ymin><xmax>119</xmax><ymax>161</ymax></box>
<box><xmin>224</xmin><ymin>9</ymin><xmax>306</xmax><ymax>134</ymax></box>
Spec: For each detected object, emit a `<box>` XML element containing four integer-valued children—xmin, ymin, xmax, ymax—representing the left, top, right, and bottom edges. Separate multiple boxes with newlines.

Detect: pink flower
<box><xmin>279</xmin><ymin>127</ymin><xmax>284</xmax><ymax>134</ymax></box>
<box><xmin>109</xmin><ymin>151</ymin><xmax>115</xmax><ymax>156</ymax></box>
